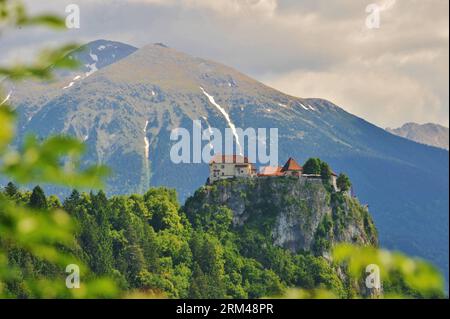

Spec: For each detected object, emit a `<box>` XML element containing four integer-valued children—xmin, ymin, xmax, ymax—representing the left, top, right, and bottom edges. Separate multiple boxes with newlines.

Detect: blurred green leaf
<box><xmin>0</xmin><ymin>1</ymin><xmax>65</xmax><ymax>29</ymax></box>
<box><xmin>0</xmin><ymin>44</ymin><xmax>80</xmax><ymax>81</ymax></box>
<box><xmin>18</xmin><ymin>14</ymin><xmax>65</xmax><ymax>29</ymax></box>
<box><xmin>0</xmin><ymin>0</ymin><xmax>120</xmax><ymax>300</ymax></box>
<box><xmin>0</xmin><ymin>106</ymin><xmax>15</xmax><ymax>152</ymax></box>
<box><xmin>333</xmin><ymin>243</ymin><xmax>444</xmax><ymax>298</ymax></box>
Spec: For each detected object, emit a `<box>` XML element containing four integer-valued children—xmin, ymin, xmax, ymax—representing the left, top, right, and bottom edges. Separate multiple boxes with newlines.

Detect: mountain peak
<box><xmin>83</xmin><ymin>39</ymin><xmax>137</xmax><ymax>50</ymax></box>
<box><xmin>71</xmin><ymin>39</ymin><xmax>138</xmax><ymax>68</ymax></box>
<box><xmin>105</xmin><ymin>42</ymin><xmax>287</xmax><ymax>98</ymax></box>
<box><xmin>386</xmin><ymin>122</ymin><xmax>449</xmax><ymax>150</ymax></box>
<box><xmin>53</xmin><ymin>39</ymin><xmax>139</xmax><ymax>89</ymax></box>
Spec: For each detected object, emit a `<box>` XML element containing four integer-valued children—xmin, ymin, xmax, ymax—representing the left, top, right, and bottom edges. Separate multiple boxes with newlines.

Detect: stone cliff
<box><xmin>184</xmin><ymin>176</ymin><xmax>378</xmax><ymax>257</ymax></box>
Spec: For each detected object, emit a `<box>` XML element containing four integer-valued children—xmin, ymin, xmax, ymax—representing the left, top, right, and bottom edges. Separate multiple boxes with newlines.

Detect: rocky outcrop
<box><xmin>184</xmin><ymin>176</ymin><xmax>378</xmax><ymax>256</ymax></box>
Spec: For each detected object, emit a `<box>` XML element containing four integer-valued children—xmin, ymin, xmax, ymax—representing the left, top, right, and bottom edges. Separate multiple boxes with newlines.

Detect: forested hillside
<box><xmin>3</xmin><ymin>177</ymin><xmax>441</xmax><ymax>299</ymax></box>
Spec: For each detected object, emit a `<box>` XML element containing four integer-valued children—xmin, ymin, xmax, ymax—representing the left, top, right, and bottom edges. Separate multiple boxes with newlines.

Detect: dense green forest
<box><xmin>1</xmin><ymin>182</ymin><xmax>444</xmax><ymax>299</ymax></box>
<box><xmin>1</xmin><ymin>183</ymin><xmax>347</xmax><ymax>298</ymax></box>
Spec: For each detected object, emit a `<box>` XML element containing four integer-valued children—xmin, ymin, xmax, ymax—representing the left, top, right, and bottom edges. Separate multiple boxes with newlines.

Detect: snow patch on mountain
<box><xmin>144</xmin><ymin>121</ymin><xmax>150</xmax><ymax>159</ymax></box>
<box><xmin>85</xmin><ymin>63</ymin><xmax>98</xmax><ymax>77</ymax></box>
<box><xmin>142</xmin><ymin>119</ymin><xmax>151</xmax><ymax>192</ymax></box>
<box><xmin>144</xmin><ymin>120</ymin><xmax>150</xmax><ymax>159</ymax></box>
<box><xmin>62</xmin><ymin>42</ymin><xmax>138</xmax><ymax>89</ymax></box>
<box><xmin>0</xmin><ymin>90</ymin><xmax>12</xmax><ymax>106</ymax></box>
<box><xmin>307</xmin><ymin>103</ymin><xmax>316</xmax><ymax>111</ymax></box>
<box><xmin>84</xmin><ymin>51</ymin><xmax>99</xmax><ymax>78</ymax></box>
<box><xmin>89</xmin><ymin>51</ymin><xmax>99</xmax><ymax>62</ymax></box>
<box><xmin>63</xmin><ymin>75</ymin><xmax>83</xmax><ymax>90</ymax></box>
<box><xmin>299</xmin><ymin>102</ymin><xmax>309</xmax><ymax>110</ymax></box>
<box><xmin>63</xmin><ymin>82</ymin><xmax>75</xmax><ymax>90</ymax></box>
<box><xmin>200</xmin><ymin>87</ymin><xmax>242</xmax><ymax>155</ymax></box>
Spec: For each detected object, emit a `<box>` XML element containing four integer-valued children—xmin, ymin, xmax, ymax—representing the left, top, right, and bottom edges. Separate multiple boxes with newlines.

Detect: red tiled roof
<box><xmin>281</xmin><ymin>157</ymin><xmax>302</xmax><ymax>172</ymax></box>
<box><xmin>258</xmin><ymin>166</ymin><xmax>283</xmax><ymax>176</ymax></box>
<box><xmin>209</xmin><ymin>154</ymin><xmax>252</xmax><ymax>164</ymax></box>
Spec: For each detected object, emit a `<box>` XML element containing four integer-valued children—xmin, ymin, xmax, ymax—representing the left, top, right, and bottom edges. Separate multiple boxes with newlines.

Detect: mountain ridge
<box><xmin>387</xmin><ymin>122</ymin><xmax>449</xmax><ymax>150</ymax></box>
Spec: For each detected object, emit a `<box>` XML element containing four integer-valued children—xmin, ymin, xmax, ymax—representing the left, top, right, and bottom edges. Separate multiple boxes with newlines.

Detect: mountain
<box><xmin>387</xmin><ymin>123</ymin><xmax>449</xmax><ymax>150</ymax></box>
<box><xmin>6</xmin><ymin>41</ymin><xmax>449</xmax><ymax>286</ymax></box>
<box><xmin>3</xmin><ymin>40</ymin><xmax>137</xmax><ymax>118</ymax></box>
<box><xmin>57</xmin><ymin>39</ymin><xmax>138</xmax><ymax>89</ymax></box>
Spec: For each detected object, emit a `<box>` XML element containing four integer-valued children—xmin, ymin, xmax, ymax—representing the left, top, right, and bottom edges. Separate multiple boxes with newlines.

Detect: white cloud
<box><xmin>265</xmin><ymin>67</ymin><xmax>446</xmax><ymax>128</ymax></box>
<box><xmin>128</xmin><ymin>0</ymin><xmax>278</xmax><ymax>17</ymax></box>
<box><xmin>2</xmin><ymin>0</ymin><xmax>449</xmax><ymax>128</ymax></box>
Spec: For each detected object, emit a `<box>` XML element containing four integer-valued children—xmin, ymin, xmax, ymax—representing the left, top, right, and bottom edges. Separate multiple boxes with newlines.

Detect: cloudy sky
<box><xmin>1</xmin><ymin>0</ymin><xmax>448</xmax><ymax>128</ymax></box>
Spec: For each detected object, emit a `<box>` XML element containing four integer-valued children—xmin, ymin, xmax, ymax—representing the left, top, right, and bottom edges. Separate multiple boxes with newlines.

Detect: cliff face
<box><xmin>184</xmin><ymin>177</ymin><xmax>378</xmax><ymax>256</ymax></box>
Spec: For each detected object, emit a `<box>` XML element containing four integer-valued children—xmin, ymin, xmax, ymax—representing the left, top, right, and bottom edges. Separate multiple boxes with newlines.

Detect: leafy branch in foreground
<box><xmin>271</xmin><ymin>243</ymin><xmax>445</xmax><ymax>299</ymax></box>
<box><xmin>0</xmin><ymin>0</ymin><xmax>118</xmax><ymax>298</ymax></box>
<box><xmin>0</xmin><ymin>0</ymin><xmax>79</xmax><ymax>80</ymax></box>
<box><xmin>333</xmin><ymin>244</ymin><xmax>444</xmax><ymax>298</ymax></box>
<box><xmin>1</xmin><ymin>0</ymin><xmax>66</xmax><ymax>29</ymax></box>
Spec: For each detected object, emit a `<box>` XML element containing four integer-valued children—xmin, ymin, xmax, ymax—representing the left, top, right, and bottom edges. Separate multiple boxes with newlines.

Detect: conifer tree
<box><xmin>29</xmin><ymin>186</ymin><xmax>48</xmax><ymax>209</ymax></box>
<box><xmin>4</xmin><ymin>182</ymin><xmax>18</xmax><ymax>197</ymax></box>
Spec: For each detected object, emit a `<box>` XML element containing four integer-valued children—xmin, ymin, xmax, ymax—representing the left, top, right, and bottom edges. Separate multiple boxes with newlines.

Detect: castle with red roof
<box><xmin>208</xmin><ymin>155</ymin><xmax>338</xmax><ymax>191</ymax></box>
